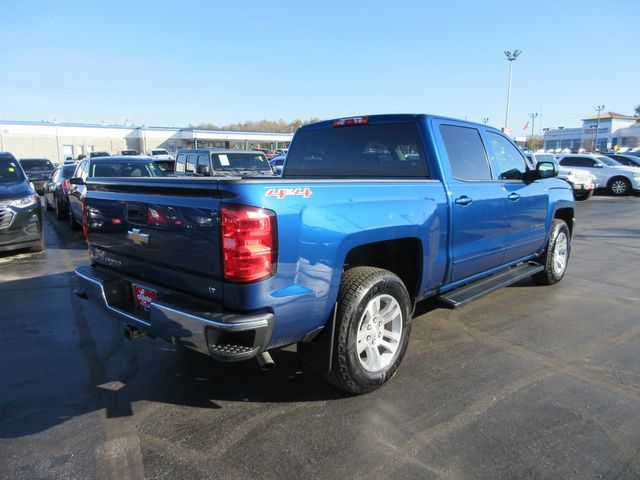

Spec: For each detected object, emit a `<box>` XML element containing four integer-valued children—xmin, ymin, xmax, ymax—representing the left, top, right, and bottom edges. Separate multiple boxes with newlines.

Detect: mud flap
<box><xmin>297</xmin><ymin>304</ymin><xmax>337</xmax><ymax>375</ymax></box>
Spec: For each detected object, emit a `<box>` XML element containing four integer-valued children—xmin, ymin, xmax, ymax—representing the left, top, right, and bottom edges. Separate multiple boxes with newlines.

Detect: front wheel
<box><xmin>573</xmin><ymin>190</ymin><xmax>592</xmax><ymax>201</ymax></box>
<box><xmin>325</xmin><ymin>267</ymin><xmax>412</xmax><ymax>394</ymax></box>
<box><xmin>533</xmin><ymin>219</ymin><xmax>571</xmax><ymax>285</ymax></box>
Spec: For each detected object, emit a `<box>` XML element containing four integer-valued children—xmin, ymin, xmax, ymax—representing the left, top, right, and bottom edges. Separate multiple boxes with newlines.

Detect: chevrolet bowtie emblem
<box><xmin>127</xmin><ymin>228</ymin><xmax>149</xmax><ymax>245</ymax></box>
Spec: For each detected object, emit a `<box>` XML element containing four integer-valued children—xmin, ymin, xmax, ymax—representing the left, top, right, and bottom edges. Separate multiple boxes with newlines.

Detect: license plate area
<box><xmin>132</xmin><ymin>284</ymin><xmax>157</xmax><ymax>312</ymax></box>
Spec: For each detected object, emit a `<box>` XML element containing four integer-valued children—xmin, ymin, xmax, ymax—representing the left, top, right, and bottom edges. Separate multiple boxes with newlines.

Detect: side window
<box><xmin>51</xmin><ymin>168</ymin><xmax>59</xmax><ymax>181</ymax></box>
<box><xmin>486</xmin><ymin>132</ymin><xmax>526</xmax><ymax>180</ymax></box>
<box><xmin>175</xmin><ymin>154</ymin><xmax>185</xmax><ymax>173</ymax></box>
<box><xmin>79</xmin><ymin>161</ymin><xmax>89</xmax><ymax>180</ymax></box>
<box><xmin>197</xmin><ymin>154</ymin><xmax>210</xmax><ymax>175</ymax></box>
<box><xmin>580</xmin><ymin>157</ymin><xmax>597</xmax><ymax>167</ymax></box>
<box><xmin>439</xmin><ymin>125</ymin><xmax>491</xmax><ymax>180</ymax></box>
<box><xmin>186</xmin><ymin>154</ymin><xmax>196</xmax><ymax>173</ymax></box>
<box><xmin>559</xmin><ymin>157</ymin><xmax>578</xmax><ymax>167</ymax></box>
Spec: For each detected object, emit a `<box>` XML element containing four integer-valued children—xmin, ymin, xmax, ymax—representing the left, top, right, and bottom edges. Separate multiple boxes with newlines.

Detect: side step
<box><xmin>439</xmin><ymin>262</ymin><xmax>544</xmax><ymax>308</ymax></box>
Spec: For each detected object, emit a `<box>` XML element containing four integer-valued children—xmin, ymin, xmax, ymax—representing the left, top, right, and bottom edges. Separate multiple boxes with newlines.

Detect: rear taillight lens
<box><xmin>62</xmin><ymin>179</ymin><xmax>70</xmax><ymax>194</ymax></box>
<box><xmin>81</xmin><ymin>197</ymin><xmax>90</xmax><ymax>242</ymax></box>
<box><xmin>222</xmin><ymin>205</ymin><xmax>276</xmax><ymax>282</ymax></box>
<box><xmin>333</xmin><ymin>116</ymin><xmax>368</xmax><ymax>127</ymax></box>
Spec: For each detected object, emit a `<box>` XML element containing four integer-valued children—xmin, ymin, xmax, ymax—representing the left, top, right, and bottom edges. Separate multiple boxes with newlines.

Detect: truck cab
<box><xmin>174</xmin><ymin>149</ymin><xmax>274</xmax><ymax>176</ymax></box>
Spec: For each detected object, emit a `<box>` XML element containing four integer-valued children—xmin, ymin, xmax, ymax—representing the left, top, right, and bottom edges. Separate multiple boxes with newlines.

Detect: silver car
<box><xmin>556</xmin><ymin>154</ymin><xmax>640</xmax><ymax>196</ymax></box>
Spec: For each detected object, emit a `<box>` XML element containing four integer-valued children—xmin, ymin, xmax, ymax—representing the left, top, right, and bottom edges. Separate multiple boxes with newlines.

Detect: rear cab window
<box><xmin>284</xmin><ymin>123</ymin><xmax>429</xmax><ymax>178</ymax></box>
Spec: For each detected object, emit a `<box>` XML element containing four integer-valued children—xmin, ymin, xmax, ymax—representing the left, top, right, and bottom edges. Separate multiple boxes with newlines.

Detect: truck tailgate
<box><xmin>85</xmin><ymin>179</ymin><xmax>223</xmax><ymax>302</ymax></box>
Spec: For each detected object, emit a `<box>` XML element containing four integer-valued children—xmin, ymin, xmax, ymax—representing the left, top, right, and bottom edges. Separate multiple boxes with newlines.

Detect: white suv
<box><xmin>525</xmin><ymin>153</ymin><xmax>597</xmax><ymax>201</ymax></box>
<box><xmin>556</xmin><ymin>154</ymin><xmax>640</xmax><ymax>196</ymax></box>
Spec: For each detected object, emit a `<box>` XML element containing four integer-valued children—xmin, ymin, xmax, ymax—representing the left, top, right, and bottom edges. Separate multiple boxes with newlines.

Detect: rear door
<box><xmin>434</xmin><ymin>120</ymin><xmax>508</xmax><ymax>283</ymax></box>
<box><xmin>484</xmin><ymin>131</ymin><xmax>548</xmax><ymax>263</ymax></box>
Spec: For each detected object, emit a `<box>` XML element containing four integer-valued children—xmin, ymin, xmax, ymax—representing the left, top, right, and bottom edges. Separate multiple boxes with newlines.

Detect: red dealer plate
<box><xmin>132</xmin><ymin>284</ymin><xmax>157</xmax><ymax>311</ymax></box>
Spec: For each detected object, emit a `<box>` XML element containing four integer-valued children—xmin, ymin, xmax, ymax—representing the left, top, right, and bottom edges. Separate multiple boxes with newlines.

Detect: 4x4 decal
<box><xmin>266</xmin><ymin>187</ymin><xmax>313</xmax><ymax>199</ymax></box>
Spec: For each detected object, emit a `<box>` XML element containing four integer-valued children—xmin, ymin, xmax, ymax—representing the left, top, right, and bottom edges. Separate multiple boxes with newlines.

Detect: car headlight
<box><xmin>8</xmin><ymin>194</ymin><xmax>39</xmax><ymax>209</ymax></box>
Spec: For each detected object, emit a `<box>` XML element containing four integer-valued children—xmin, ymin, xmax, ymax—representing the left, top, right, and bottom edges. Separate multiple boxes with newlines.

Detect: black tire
<box><xmin>69</xmin><ymin>208</ymin><xmax>81</xmax><ymax>230</ymax></box>
<box><xmin>325</xmin><ymin>267</ymin><xmax>412</xmax><ymax>394</ymax></box>
<box><xmin>608</xmin><ymin>177</ymin><xmax>630</xmax><ymax>196</ymax></box>
<box><xmin>55</xmin><ymin>197</ymin><xmax>65</xmax><ymax>220</ymax></box>
<box><xmin>30</xmin><ymin>235</ymin><xmax>45</xmax><ymax>253</ymax></box>
<box><xmin>573</xmin><ymin>190</ymin><xmax>592</xmax><ymax>201</ymax></box>
<box><xmin>533</xmin><ymin>219</ymin><xmax>571</xmax><ymax>285</ymax></box>
<box><xmin>45</xmin><ymin>195</ymin><xmax>53</xmax><ymax>211</ymax></box>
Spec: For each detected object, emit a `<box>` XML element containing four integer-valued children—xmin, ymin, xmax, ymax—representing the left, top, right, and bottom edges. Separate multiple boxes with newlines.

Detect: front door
<box><xmin>435</xmin><ymin>122</ymin><xmax>508</xmax><ymax>283</ymax></box>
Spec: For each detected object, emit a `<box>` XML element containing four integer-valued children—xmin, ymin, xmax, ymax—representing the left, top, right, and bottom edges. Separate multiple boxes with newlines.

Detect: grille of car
<box><xmin>0</xmin><ymin>207</ymin><xmax>14</xmax><ymax>229</ymax></box>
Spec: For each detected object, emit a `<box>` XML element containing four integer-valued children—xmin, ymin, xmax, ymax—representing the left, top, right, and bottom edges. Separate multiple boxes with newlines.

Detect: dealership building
<box><xmin>543</xmin><ymin>112</ymin><xmax>639</xmax><ymax>153</ymax></box>
<box><xmin>0</xmin><ymin>120</ymin><xmax>294</xmax><ymax>163</ymax></box>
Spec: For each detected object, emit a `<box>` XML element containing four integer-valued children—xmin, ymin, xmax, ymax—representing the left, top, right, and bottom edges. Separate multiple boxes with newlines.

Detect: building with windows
<box><xmin>543</xmin><ymin>112</ymin><xmax>638</xmax><ymax>153</ymax></box>
<box><xmin>0</xmin><ymin>120</ymin><xmax>294</xmax><ymax>163</ymax></box>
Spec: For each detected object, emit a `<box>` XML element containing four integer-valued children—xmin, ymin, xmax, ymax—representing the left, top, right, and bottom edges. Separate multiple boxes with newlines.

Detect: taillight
<box><xmin>81</xmin><ymin>197</ymin><xmax>90</xmax><ymax>242</ymax></box>
<box><xmin>333</xmin><ymin>116</ymin><xmax>368</xmax><ymax>127</ymax></box>
<box><xmin>62</xmin><ymin>179</ymin><xmax>70</xmax><ymax>194</ymax></box>
<box><xmin>222</xmin><ymin>205</ymin><xmax>276</xmax><ymax>282</ymax></box>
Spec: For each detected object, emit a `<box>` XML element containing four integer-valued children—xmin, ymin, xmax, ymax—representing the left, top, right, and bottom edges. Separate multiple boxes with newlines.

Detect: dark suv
<box><xmin>0</xmin><ymin>152</ymin><xmax>44</xmax><ymax>253</ymax></box>
<box><xmin>19</xmin><ymin>158</ymin><xmax>55</xmax><ymax>194</ymax></box>
<box><xmin>174</xmin><ymin>149</ymin><xmax>274</xmax><ymax>176</ymax></box>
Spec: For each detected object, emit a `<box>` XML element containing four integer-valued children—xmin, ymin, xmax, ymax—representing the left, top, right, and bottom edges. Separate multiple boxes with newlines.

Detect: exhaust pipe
<box><xmin>256</xmin><ymin>351</ymin><xmax>275</xmax><ymax>370</ymax></box>
<box><xmin>124</xmin><ymin>325</ymin><xmax>147</xmax><ymax>340</ymax></box>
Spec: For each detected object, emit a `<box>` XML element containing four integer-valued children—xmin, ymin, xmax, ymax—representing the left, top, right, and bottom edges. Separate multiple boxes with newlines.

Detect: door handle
<box><xmin>455</xmin><ymin>195</ymin><xmax>473</xmax><ymax>206</ymax></box>
<box><xmin>508</xmin><ymin>192</ymin><xmax>520</xmax><ymax>201</ymax></box>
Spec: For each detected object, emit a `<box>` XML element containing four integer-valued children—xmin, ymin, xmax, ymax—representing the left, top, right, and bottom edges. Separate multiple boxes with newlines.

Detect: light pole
<box><xmin>528</xmin><ymin>112</ymin><xmax>538</xmax><ymax>150</ymax></box>
<box><xmin>593</xmin><ymin>104</ymin><xmax>605</xmax><ymax>152</ymax></box>
<box><xmin>503</xmin><ymin>49</ymin><xmax>522</xmax><ymax>132</ymax></box>
<box><xmin>482</xmin><ymin>117</ymin><xmax>489</xmax><ymax>125</ymax></box>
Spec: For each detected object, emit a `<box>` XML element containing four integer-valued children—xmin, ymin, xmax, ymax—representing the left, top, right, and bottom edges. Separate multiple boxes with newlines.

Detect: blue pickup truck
<box><xmin>74</xmin><ymin>114</ymin><xmax>574</xmax><ymax>394</ymax></box>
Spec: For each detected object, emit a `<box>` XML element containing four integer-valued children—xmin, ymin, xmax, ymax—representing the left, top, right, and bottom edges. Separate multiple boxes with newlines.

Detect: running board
<box><xmin>439</xmin><ymin>262</ymin><xmax>544</xmax><ymax>308</ymax></box>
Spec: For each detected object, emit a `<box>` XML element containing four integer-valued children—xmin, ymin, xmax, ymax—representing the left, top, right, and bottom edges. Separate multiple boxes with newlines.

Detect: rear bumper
<box><xmin>75</xmin><ymin>265</ymin><xmax>273</xmax><ymax>362</ymax></box>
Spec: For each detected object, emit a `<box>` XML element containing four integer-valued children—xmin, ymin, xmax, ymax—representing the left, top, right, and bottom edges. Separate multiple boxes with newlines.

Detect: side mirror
<box><xmin>69</xmin><ymin>177</ymin><xmax>85</xmax><ymax>185</ymax></box>
<box><xmin>536</xmin><ymin>161</ymin><xmax>557</xmax><ymax>179</ymax></box>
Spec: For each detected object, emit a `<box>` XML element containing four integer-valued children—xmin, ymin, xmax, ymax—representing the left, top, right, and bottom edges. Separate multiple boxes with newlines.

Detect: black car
<box><xmin>43</xmin><ymin>163</ymin><xmax>78</xmax><ymax>219</ymax></box>
<box><xmin>0</xmin><ymin>152</ymin><xmax>44</xmax><ymax>253</ymax></box>
<box><xmin>19</xmin><ymin>158</ymin><xmax>55</xmax><ymax>195</ymax></box>
<box><xmin>68</xmin><ymin>156</ymin><xmax>164</xmax><ymax>231</ymax></box>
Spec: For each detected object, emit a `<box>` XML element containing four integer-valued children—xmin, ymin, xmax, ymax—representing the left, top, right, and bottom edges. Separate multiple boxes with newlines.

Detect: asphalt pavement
<box><xmin>1</xmin><ymin>195</ymin><xmax>640</xmax><ymax>480</ymax></box>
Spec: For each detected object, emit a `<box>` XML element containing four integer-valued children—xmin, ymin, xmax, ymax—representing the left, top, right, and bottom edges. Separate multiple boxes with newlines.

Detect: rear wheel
<box><xmin>325</xmin><ymin>267</ymin><xmax>412</xmax><ymax>394</ymax></box>
<box><xmin>45</xmin><ymin>194</ymin><xmax>53</xmax><ymax>211</ymax></box>
<box><xmin>533</xmin><ymin>219</ymin><xmax>570</xmax><ymax>285</ymax></box>
<box><xmin>608</xmin><ymin>177</ymin><xmax>630</xmax><ymax>196</ymax></box>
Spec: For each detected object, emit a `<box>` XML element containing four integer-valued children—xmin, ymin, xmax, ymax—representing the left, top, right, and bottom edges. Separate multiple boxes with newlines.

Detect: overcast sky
<box><xmin>1</xmin><ymin>0</ymin><xmax>638</xmax><ymax>136</ymax></box>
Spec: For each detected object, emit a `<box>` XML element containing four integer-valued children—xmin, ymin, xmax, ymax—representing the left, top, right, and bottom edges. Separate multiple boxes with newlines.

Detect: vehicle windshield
<box><xmin>152</xmin><ymin>150</ymin><xmax>168</xmax><ymax>155</ymax></box>
<box><xmin>61</xmin><ymin>165</ymin><xmax>77</xmax><ymax>178</ymax></box>
<box><xmin>89</xmin><ymin>161</ymin><xmax>164</xmax><ymax>177</ymax></box>
<box><xmin>20</xmin><ymin>159</ymin><xmax>54</xmax><ymax>170</ymax></box>
<box><xmin>0</xmin><ymin>159</ymin><xmax>26</xmax><ymax>184</ymax></box>
<box><xmin>535</xmin><ymin>154</ymin><xmax>556</xmax><ymax>164</ymax></box>
<box><xmin>598</xmin><ymin>156</ymin><xmax>621</xmax><ymax>166</ymax></box>
<box><xmin>211</xmin><ymin>153</ymin><xmax>271</xmax><ymax>171</ymax></box>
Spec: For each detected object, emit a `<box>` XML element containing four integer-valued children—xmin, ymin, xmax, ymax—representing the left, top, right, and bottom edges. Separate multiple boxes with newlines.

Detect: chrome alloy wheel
<box><xmin>611</xmin><ymin>179</ymin><xmax>628</xmax><ymax>195</ymax></box>
<box><xmin>552</xmin><ymin>231</ymin><xmax>568</xmax><ymax>277</ymax></box>
<box><xmin>356</xmin><ymin>294</ymin><xmax>403</xmax><ymax>373</ymax></box>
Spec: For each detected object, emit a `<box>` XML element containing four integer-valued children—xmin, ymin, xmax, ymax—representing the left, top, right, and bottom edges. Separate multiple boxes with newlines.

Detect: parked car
<box><xmin>68</xmin><ymin>156</ymin><xmax>164</xmax><ymax>231</ymax></box>
<box><xmin>0</xmin><ymin>152</ymin><xmax>44</xmax><ymax>252</ymax></box>
<box><xmin>603</xmin><ymin>153</ymin><xmax>640</xmax><ymax>168</ymax></box>
<box><xmin>556</xmin><ymin>154</ymin><xmax>640</xmax><ymax>196</ymax></box>
<box><xmin>174</xmin><ymin>149</ymin><xmax>274</xmax><ymax>176</ymax></box>
<box><xmin>253</xmin><ymin>148</ymin><xmax>276</xmax><ymax>159</ymax></box>
<box><xmin>147</xmin><ymin>148</ymin><xmax>174</xmax><ymax>161</ymax></box>
<box><xmin>525</xmin><ymin>153</ymin><xmax>597</xmax><ymax>200</ymax></box>
<box><xmin>89</xmin><ymin>151</ymin><xmax>110</xmax><ymax>158</ymax></box>
<box><xmin>268</xmin><ymin>155</ymin><xmax>286</xmax><ymax>175</ymax></box>
<box><xmin>74</xmin><ymin>114</ymin><xmax>574</xmax><ymax>394</ymax></box>
<box><xmin>120</xmin><ymin>150</ymin><xmax>139</xmax><ymax>156</ymax></box>
<box><xmin>275</xmin><ymin>148</ymin><xmax>289</xmax><ymax>156</ymax></box>
<box><xmin>18</xmin><ymin>158</ymin><xmax>55</xmax><ymax>195</ymax></box>
<box><xmin>43</xmin><ymin>163</ymin><xmax>78</xmax><ymax>219</ymax></box>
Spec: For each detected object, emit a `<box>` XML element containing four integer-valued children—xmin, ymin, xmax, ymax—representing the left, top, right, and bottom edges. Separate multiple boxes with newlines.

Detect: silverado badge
<box><xmin>127</xmin><ymin>228</ymin><xmax>149</xmax><ymax>246</ymax></box>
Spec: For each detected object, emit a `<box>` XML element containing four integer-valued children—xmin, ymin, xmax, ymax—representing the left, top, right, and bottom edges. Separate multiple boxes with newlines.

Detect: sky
<box><xmin>1</xmin><ymin>0</ymin><xmax>638</xmax><ymax>137</ymax></box>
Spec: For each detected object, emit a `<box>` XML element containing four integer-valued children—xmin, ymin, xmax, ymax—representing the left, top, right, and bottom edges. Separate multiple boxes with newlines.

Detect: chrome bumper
<box><xmin>75</xmin><ymin>265</ymin><xmax>273</xmax><ymax>361</ymax></box>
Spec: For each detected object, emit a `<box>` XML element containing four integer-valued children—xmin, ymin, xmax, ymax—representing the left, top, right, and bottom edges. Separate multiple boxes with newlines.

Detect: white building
<box><xmin>543</xmin><ymin>112</ymin><xmax>638</xmax><ymax>153</ymax></box>
<box><xmin>0</xmin><ymin>120</ymin><xmax>294</xmax><ymax>163</ymax></box>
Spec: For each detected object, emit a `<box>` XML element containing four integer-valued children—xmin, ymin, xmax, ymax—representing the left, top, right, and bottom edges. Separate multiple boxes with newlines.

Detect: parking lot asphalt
<box><xmin>1</xmin><ymin>195</ymin><xmax>640</xmax><ymax>480</ymax></box>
